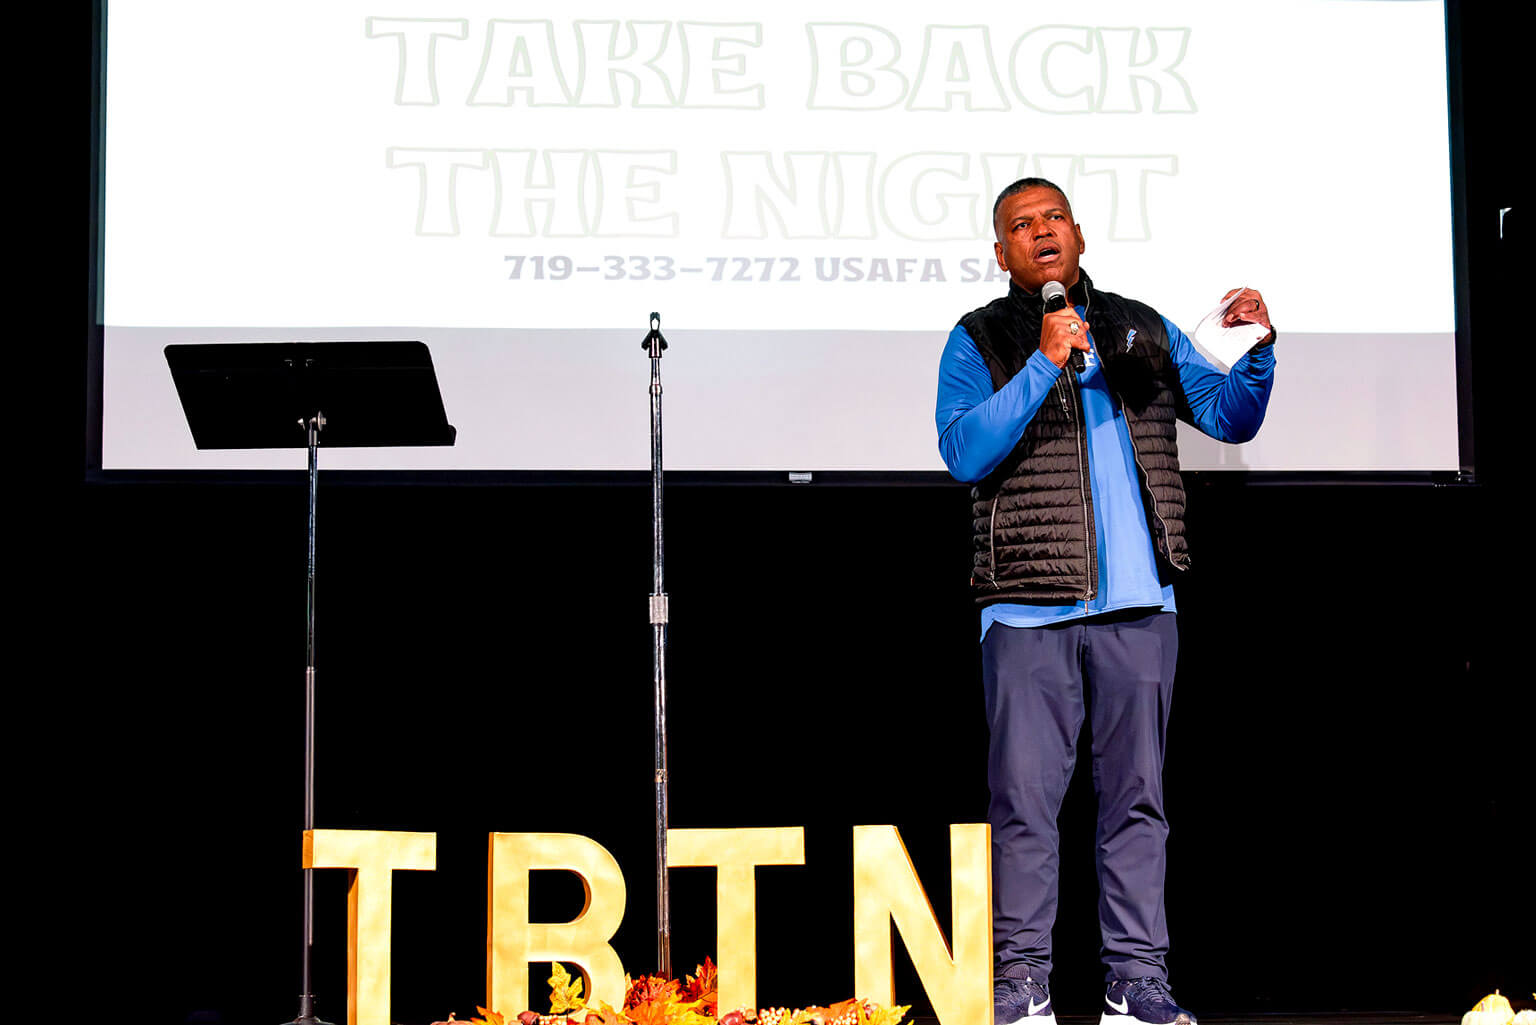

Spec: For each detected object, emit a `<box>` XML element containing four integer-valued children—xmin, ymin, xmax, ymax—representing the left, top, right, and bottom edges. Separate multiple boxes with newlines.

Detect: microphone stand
<box><xmin>642</xmin><ymin>313</ymin><xmax>673</xmax><ymax>979</ymax></box>
<box><xmin>290</xmin><ymin>411</ymin><xmax>331</xmax><ymax>1025</ymax></box>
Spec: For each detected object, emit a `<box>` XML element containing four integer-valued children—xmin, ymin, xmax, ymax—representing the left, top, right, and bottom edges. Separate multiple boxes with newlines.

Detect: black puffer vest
<box><xmin>960</xmin><ymin>271</ymin><xmax>1190</xmax><ymax>606</ymax></box>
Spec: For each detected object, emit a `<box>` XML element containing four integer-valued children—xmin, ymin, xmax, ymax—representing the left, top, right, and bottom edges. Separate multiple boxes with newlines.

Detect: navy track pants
<box><xmin>982</xmin><ymin>610</ymin><xmax>1178</xmax><ymax>986</ymax></box>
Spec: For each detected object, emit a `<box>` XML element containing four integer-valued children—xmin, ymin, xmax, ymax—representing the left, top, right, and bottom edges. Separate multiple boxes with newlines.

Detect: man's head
<box><xmin>992</xmin><ymin>177</ymin><xmax>1085</xmax><ymax>294</ymax></box>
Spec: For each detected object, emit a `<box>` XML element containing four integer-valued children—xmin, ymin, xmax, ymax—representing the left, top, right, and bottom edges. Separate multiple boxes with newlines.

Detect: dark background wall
<box><xmin>37</xmin><ymin>3</ymin><xmax>1529</xmax><ymax>1023</ymax></box>
<box><xmin>67</xmin><ymin>474</ymin><xmax>1530</xmax><ymax>1025</ymax></box>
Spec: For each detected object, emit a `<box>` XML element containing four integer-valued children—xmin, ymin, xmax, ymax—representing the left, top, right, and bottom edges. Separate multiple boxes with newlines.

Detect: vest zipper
<box><xmin>1063</xmin><ymin>373</ymin><xmax>1096</xmax><ymax>601</ymax></box>
<box><xmin>1075</xmin><ymin>289</ymin><xmax>1096</xmax><ymax>600</ymax></box>
<box><xmin>1120</xmin><ymin>403</ymin><xmax>1177</xmax><ymax>566</ymax></box>
<box><xmin>987</xmin><ymin>494</ymin><xmax>1000</xmax><ymax>585</ymax></box>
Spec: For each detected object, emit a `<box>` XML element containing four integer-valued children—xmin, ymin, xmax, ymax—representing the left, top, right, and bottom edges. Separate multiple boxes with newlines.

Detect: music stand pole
<box><xmin>643</xmin><ymin>313</ymin><xmax>672</xmax><ymax>979</ymax></box>
<box><xmin>293</xmin><ymin>412</ymin><xmax>328</xmax><ymax>1025</ymax></box>
<box><xmin>163</xmin><ymin>340</ymin><xmax>456</xmax><ymax>1025</ymax></box>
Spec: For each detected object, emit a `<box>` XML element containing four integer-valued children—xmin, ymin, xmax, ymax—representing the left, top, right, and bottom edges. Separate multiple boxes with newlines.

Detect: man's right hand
<box><xmin>1041</xmin><ymin>307</ymin><xmax>1092</xmax><ymax>369</ymax></box>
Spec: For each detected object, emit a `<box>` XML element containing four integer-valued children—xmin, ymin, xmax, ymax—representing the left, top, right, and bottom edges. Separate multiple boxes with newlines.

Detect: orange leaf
<box><xmin>684</xmin><ymin>957</ymin><xmax>717</xmax><ymax>995</ymax></box>
<box><xmin>682</xmin><ymin>957</ymin><xmax>718</xmax><ymax>1013</ymax></box>
<box><xmin>625</xmin><ymin>974</ymin><xmax>680</xmax><ymax>1010</ymax></box>
<box><xmin>580</xmin><ymin>1001</ymin><xmax>627</xmax><ymax>1025</ymax></box>
<box><xmin>625</xmin><ymin>1001</ymin><xmax>671</xmax><ymax>1025</ymax></box>
<box><xmin>824</xmin><ymin>999</ymin><xmax>860</xmax><ymax>1021</ymax></box>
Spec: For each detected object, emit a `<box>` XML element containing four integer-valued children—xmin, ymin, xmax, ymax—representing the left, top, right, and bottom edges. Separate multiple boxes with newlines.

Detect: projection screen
<box><xmin>100</xmin><ymin>0</ymin><xmax>1460</xmax><ymax>473</ymax></box>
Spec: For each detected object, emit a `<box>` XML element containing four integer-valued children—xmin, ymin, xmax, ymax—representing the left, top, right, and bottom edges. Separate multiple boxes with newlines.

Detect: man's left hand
<box><xmin>1220</xmin><ymin>287</ymin><xmax>1274</xmax><ymax>344</ymax></box>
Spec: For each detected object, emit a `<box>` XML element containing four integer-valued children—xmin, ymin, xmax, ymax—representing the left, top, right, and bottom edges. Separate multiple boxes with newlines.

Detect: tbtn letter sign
<box><xmin>303</xmin><ymin>823</ymin><xmax>990</xmax><ymax>1025</ymax></box>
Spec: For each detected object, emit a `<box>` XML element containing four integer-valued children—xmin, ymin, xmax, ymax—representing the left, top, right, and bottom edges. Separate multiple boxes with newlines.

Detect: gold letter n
<box><xmin>852</xmin><ymin>824</ymin><xmax>992</xmax><ymax>1025</ymax></box>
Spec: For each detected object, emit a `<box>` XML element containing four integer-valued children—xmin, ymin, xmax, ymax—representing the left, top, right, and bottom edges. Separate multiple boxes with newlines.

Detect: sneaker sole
<box><xmin>1000</xmin><ymin>1014</ymin><xmax>1057</xmax><ymax>1025</ymax></box>
<box><xmin>1100</xmin><ymin>1013</ymin><xmax>1195</xmax><ymax>1025</ymax></box>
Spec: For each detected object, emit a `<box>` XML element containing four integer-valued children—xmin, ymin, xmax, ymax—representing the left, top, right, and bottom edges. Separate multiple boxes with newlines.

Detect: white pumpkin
<box><xmin>1463</xmin><ymin>992</ymin><xmax>1515</xmax><ymax>1025</ymax></box>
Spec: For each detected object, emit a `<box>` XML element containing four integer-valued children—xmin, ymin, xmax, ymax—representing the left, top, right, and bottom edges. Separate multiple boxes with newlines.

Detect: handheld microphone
<box><xmin>1041</xmin><ymin>280</ymin><xmax>1085</xmax><ymax>373</ymax></box>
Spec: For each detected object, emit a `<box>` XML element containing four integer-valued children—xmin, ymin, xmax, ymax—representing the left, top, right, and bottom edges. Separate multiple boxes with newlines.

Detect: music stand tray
<box><xmin>165</xmin><ymin>339</ymin><xmax>456</xmax><ymax>451</ymax></box>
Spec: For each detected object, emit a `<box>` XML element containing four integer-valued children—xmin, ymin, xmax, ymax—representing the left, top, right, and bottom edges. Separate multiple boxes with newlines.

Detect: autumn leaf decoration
<box><xmin>626</xmin><ymin>992</ymin><xmax>710</xmax><ymax>1025</ymax></box>
<box><xmin>860</xmin><ymin>1002</ymin><xmax>913</xmax><ymax>1025</ymax></box>
<box><xmin>680</xmin><ymin>958</ymin><xmax>718</xmax><ymax>1016</ymax></box>
<box><xmin>580</xmin><ymin>1002</ymin><xmax>627</xmax><ymax>1025</ymax></box>
<box><xmin>458</xmin><ymin>956</ymin><xmax>910</xmax><ymax>1025</ymax></box>
<box><xmin>468</xmin><ymin>1009</ymin><xmax>505</xmax><ymax>1025</ymax></box>
<box><xmin>625</xmin><ymin>972</ymin><xmax>681</xmax><ymax>1010</ymax></box>
<box><xmin>549</xmin><ymin>963</ymin><xmax>587</xmax><ymax>1015</ymax></box>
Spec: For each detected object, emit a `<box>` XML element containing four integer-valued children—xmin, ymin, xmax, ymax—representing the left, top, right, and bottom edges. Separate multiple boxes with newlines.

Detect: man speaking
<box><xmin>935</xmin><ymin>178</ymin><xmax>1275</xmax><ymax>1025</ymax></box>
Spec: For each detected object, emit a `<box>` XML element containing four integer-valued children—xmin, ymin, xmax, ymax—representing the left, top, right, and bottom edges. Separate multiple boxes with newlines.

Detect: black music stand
<box><xmin>165</xmin><ymin>340</ymin><xmax>456</xmax><ymax>1025</ymax></box>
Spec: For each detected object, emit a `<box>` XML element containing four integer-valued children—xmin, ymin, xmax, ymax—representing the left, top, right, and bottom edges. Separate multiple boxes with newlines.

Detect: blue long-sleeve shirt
<box><xmin>936</xmin><ymin>309</ymin><xmax>1274</xmax><ymax>638</ymax></box>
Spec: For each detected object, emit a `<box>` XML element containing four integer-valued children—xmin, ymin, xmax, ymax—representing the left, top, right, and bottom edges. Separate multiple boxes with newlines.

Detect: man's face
<box><xmin>993</xmin><ymin>186</ymin><xmax>1086</xmax><ymax>293</ymax></box>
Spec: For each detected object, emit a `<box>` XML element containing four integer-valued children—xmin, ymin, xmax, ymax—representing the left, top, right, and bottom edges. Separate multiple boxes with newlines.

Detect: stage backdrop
<box><xmin>100</xmin><ymin>0</ymin><xmax>1458</xmax><ymax>473</ymax></box>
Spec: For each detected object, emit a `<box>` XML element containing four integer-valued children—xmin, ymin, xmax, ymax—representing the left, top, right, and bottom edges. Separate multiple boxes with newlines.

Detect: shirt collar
<box><xmin>1007</xmin><ymin>269</ymin><xmax>1094</xmax><ymax>312</ymax></box>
